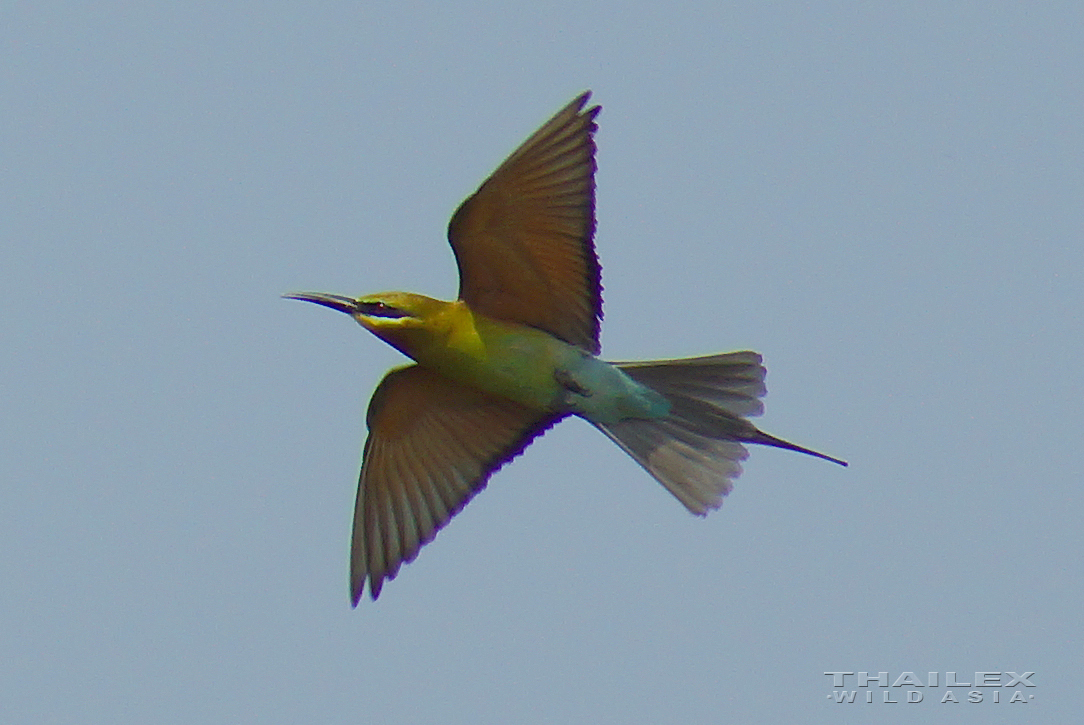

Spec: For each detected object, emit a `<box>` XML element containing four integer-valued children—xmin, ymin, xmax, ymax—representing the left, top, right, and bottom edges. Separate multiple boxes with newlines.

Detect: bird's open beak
<box><xmin>282</xmin><ymin>292</ymin><xmax>359</xmax><ymax>315</ymax></box>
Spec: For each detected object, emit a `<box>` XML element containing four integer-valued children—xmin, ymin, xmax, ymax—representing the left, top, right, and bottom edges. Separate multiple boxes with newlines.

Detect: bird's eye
<box><xmin>359</xmin><ymin>301</ymin><xmax>409</xmax><ymax>319</ymax></box>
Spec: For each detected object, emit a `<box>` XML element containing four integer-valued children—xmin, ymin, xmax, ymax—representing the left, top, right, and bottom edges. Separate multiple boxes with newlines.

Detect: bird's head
<box><xmin>283</xmin><ymin>290</ymin><xmax>450</xmax><ymax>360</ymax></box>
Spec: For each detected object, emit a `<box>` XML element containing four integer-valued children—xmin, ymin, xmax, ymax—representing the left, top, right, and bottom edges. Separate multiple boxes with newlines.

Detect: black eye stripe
<box><xmin>359</xmin><ymin>301</ymin><xmax>409</xmax><ymax>319</ymax></box>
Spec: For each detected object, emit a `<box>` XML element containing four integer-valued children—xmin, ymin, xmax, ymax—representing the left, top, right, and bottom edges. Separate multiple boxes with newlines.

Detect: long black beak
<box><xmin>282</xmin><ymin>292</ymin><xmax>359</xmax><ymax>315</ymax></box>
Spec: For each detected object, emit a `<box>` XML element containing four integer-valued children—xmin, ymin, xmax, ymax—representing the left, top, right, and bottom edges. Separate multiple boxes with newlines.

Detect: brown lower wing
<box><xmin>448</xmin><ymin>92</ymin><xmax>602</xmax><ymax>354</ymax></box>
<box><xmin>352</xmin><ymin>364</ymin><xmax>563</xmax><ymax>603</ymax></box>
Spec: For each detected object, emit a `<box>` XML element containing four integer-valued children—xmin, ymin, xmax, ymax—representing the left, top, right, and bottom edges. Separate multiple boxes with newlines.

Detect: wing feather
<box><xmin>448</xmin><ymin>92</ymin><xmax>602</xmax><ymax>353</ymax></box>
<box><xmin>351</xmin><ymin>365</ymin><xmax>564</xmax><ymax>603</ymax></box>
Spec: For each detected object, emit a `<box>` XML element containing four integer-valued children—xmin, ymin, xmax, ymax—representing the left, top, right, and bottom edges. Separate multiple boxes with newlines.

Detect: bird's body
<box><xmin>286</xmin><ymin>92</ymin><xmax>845</xmax><ymax>603</ymax></box>
<box><xmin>343</xmin><ymin>291</ymin><xmax>668</xmax><ymax>423</ymax></box>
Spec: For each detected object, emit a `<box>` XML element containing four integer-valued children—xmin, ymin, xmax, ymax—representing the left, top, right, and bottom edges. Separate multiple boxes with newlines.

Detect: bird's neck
<box><xmin>373</xmin><ymin>298</ymin><xmax>483</xmax><ymax>365</ymax></box>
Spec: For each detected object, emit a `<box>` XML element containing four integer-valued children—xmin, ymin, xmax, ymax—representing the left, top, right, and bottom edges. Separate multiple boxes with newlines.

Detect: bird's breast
<box><xmin>412</xmin><ymin>308</ymin><xmax>667</xmax><ymax>423</ymax></box>
<box><xmin>392</xmin><ymin>305</ymin><xmax>565</xmax><ymax>412</ymax></box>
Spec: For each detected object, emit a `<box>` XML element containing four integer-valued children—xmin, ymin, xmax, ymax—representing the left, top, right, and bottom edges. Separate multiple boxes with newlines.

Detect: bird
<box><xmin>285</xmin><ymin>91</ymin><xmax>846</xmax><ymax>604</ymax></box>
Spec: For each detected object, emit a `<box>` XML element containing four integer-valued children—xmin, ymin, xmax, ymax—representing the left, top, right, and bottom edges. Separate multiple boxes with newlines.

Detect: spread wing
<box><xmin>351</xmin><ymin>364</ymin><xmax>564</xmax><ymax>603</ymax></box>
<box><xmin>447</xmin><ymin>92</ymin><xmax>602</xmax><ymax>354</ymax></box>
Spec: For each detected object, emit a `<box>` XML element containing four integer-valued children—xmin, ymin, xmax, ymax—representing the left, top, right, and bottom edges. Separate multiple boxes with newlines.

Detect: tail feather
<box><xmin>615</xmin><ymin>351</ymin><xmax>767</xmax><ymax>417</ymax></box>
<box><xmin>594</xmin><ymin>352</ymin><xmax>846</xmax><ymax>515</ymax></box>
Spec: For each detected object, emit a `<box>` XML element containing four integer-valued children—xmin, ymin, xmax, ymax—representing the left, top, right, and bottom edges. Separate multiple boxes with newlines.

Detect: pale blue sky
<box><xmin>3</xmin><ymin>2</ymin><xmax>1080</xmax><ymax>723</ymax></box>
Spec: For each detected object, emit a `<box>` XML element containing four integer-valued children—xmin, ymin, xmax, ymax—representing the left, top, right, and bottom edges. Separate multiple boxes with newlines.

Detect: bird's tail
<box><xmin>593</xmin><ymin>352</ymin><xmax>846</xmax><ymax>515</ymax></box>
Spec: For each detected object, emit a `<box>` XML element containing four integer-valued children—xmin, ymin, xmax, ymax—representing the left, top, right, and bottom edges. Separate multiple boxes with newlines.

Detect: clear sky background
<box><xmin>3</xmin><ymin>3</ymin><xmax>1080</xmax><ymax>723</ymax></box>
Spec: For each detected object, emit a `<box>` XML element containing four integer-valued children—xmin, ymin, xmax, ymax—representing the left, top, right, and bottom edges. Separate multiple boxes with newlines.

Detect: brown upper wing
<box><xmin>351</xmin><ymin>365</ymin><xmax>563</xmax><ymax>603</ymax></box>
<box><xmin>447</xmin><ymin>92</ymin><xmax>602</xmax><ymax>354</ymax></box>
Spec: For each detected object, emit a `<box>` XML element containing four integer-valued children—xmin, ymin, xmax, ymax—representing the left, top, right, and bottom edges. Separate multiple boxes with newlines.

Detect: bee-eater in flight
<box><xmin>286</xmin><ymin>91</ymin><xmax>846</xmax><ymax>604</ymax></box>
